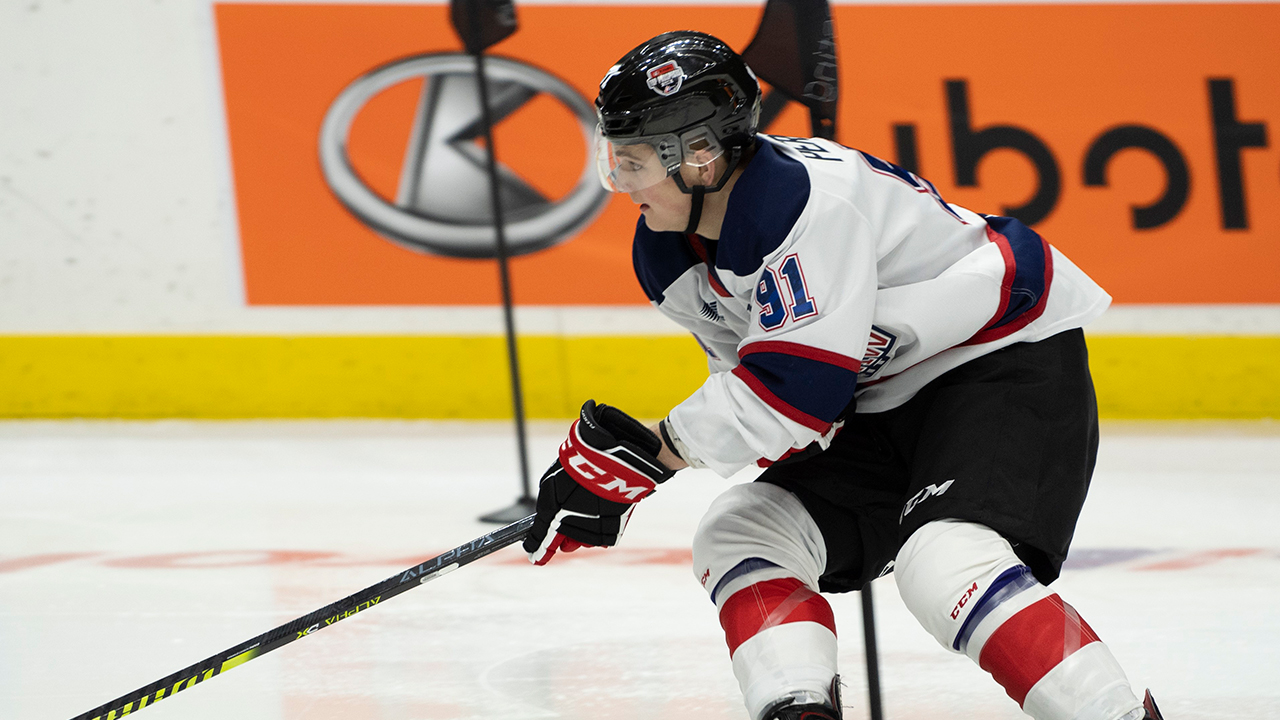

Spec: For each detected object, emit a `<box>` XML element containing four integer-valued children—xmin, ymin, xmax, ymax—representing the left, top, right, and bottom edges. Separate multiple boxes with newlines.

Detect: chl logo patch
<box><xmin>859</xmin><ymin>325</ymin><xmax>898</xmax><ymax>379</ymax></box>
<box><xmin>646</xmin><ymin>61</ymin><xmax>685</xmax><ymax>96</ymax></box>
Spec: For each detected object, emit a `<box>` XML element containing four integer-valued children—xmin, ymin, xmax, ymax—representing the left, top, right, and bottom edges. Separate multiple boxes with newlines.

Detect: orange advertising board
<box><xmin>215</xmin><ymin>3</ymin><xmax>1280</xmax><ymax>306</ymax></box>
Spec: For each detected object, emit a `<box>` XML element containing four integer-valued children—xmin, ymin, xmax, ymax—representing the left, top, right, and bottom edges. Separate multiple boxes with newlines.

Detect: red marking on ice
<box><xmin>5</xmin><ymin>547</ymin><xmax>1269</xmax><ymax>575</ymax></box>
<box><xmin>0</xmin><ymin>552</ymin><xmax>100</xmax><ymax>573</ymax></box>
<box><xmin>491</xmin><ymin>547</ymin><xmax>693</xmax><ymax>566</ymax></box>
<box><xmin>103</xmin><ymin>550</ymin><xmax>340</xmax><ymax>569</ymax></box>
<box><xmin>0</xmin><ymin>548</ymin><xmax>697</xmax><ymax>574</ymax></box>
<box><xmin>1134</xmin><ymin>548</ymin><xmax>1263</xmax><ymax>571</ymax></box>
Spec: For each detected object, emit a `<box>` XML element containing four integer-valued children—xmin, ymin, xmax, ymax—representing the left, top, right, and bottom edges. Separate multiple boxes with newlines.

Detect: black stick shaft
<box><xmin>70</xmin><ymin>515</ymin><xmax>535</xmax><ymax>720</ymax></box>
<box><xmin>472</xmin><ymin>43</ymin><xmax>533</xmax><ymax>502</ymax></box>
<box><xmin>861</xmin><ymin>581</ymin><xmax>884</xmax><ymax>720</ymax></box>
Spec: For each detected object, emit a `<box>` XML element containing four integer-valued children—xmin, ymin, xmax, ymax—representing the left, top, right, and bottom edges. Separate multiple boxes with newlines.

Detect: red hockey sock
<box><xmin>978</xmin><ymin>593</ymin><xmax>1101</xmax><ymax>706</ymax></box>
<box><xmin>719</xmin><ymin>577</ymin><xmax>837</xmax><ymax>656</ymax></box>
<box><xmin>718</xmin><ymin>577</ymin><xmax>839</xmax><ymax>718</ymax></box>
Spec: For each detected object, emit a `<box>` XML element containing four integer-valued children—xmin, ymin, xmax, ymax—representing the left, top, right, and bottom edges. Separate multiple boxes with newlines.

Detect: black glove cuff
<box><xmin>578</xmin><ymin>400</ymin><xmax>673</xmax><ymax>481</ymax></box>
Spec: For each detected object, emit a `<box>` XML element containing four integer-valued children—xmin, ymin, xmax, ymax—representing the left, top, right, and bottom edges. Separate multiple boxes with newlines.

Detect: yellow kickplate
<box><xmin>1088</xmin><ymin>335</ymin><xmax>1280</xmax><ymax>419</ymax></box>
<box><xmin>0</xmin><ymin>335</ymin><xmax>704</xmax><ymax>419</ymax></box>
<box><xmin>0</xmin><ymin>335</ymin><xmax>1274</xmax><ymax>420</ymax></box>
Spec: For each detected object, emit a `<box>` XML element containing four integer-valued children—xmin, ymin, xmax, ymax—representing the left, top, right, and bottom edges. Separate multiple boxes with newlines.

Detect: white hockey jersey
<box><xmin>633</xmin><ymin>134</ymin><xmax>1112</xmax><ymax>478</ymax></box>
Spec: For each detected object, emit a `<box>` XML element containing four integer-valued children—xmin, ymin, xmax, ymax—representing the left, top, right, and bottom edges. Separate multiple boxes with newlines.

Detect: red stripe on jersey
<box><xmin>757</xmin><ymin>447</ymin><xmax>801</xmax><ymax>468</ymax></box>
<box><xmin>965</xmin><ymin>226</ymin><xmax>1055</xmax><ymax>346</ymax></box>
<box><xmin>982</xmin><ymin>227</ymin><xmax>1016</xmax><ymax>330</ymax></box>
<box><xmin>978</xmin><ymin>594</ymin><xmax>1101</xmax><ymax>706</ymax></box>
<box><xmin>1003</xmin><ymin>233</ymin><xmax>1053</xmax><ymax>337</ymax></box>
<box><xmin>757</xmin><ymin>425</ymin><xmax>844</xmax><ymax>467</ymax></box>
<box><xmin>731</xmin><ymin>364</ymin><xmax>832</xmax><ymax>433</ymax></box>
<box><xmin>686</xmin><ymin>233</ymin><xmax>733</xmax><ymax>298</ymax></box>
<box><xmin>739</xmin><ymin>341</ymin><xmax>862</xmax><ymax>373</ymax></box>
<box><xmin>719</xmin><ymin>577</ymin><xmax>836</xmax><ymax>657</ymax></box>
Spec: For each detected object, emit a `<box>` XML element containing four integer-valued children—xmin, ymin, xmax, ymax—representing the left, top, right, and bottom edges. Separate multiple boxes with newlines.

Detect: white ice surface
<box><xmin>2</xmin><ymin>420</ymin><xmax>1277</xmax><ymax>720</ymax></box>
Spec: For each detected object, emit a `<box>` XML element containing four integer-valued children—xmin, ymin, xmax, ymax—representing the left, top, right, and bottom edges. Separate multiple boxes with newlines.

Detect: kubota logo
<box><xmin>891</xmin><ymin>78</ymin><xmax>1269</xmax><ymax>229</ymax></box>
<box><xmin>319</xmin><ymin>54</ymin><xmax>608</xmax><ymax>258</ymax></box>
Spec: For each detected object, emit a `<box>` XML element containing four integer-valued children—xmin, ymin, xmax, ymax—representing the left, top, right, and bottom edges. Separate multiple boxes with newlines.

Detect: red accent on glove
<box><xmin>529</xmin><ymin>532</ymin><xmax>566</xmax><ymax>567</ymax></box>
<box><xmin>529</xmin><ymin>533</ymin><xmax>592</xmax><ymax>566</ymax></box>
<box><xmin>558</xmin><ymin>419</ymin><xmax>658</xmax><ymax>503</ymax></box>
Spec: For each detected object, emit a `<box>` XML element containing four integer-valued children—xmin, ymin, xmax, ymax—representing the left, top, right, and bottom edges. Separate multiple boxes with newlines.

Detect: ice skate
<box><xmin>1142</xmin><ymin>690</ymin><xmax>1165</xmax><ymax>720</ymax></box>
<box><xmin>760</xmin><ymin>677</ymin><xmax>842</xmax><ymax>720</ymax></box>
<box><xmin>760</xmin><ymin>698</ymin><xmax>841</xmax><ymax>720</ymax></box>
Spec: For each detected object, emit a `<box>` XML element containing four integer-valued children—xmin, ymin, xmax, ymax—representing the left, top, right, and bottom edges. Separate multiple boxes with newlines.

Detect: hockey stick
<box><xmin>69</xmin><ymin>514</ymin><xmax>536</xmax><ymax>720</ymax></box>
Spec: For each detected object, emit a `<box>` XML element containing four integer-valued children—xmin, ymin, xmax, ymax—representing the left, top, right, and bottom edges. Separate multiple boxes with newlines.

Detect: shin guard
<box><xmin>722</xmin><ymin>577</ymin><xmax>839</xmax><ymax>719</ymax></box>
<box><xmin>896</xmin><ymin>520</ymin><xmax>1142</xmax><ymax>720</ymax></box>
<box><xmin>693</xmin><ymin>484</ymin><xmax>837</xmax><ymax>719</ymax></box>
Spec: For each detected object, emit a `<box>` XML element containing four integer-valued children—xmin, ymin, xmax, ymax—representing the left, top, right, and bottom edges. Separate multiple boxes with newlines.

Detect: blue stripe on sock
<box><xmin>952</xmin><ymin>564</ymin><xmax>1039</xmax><ymax>652</ymax></box>
<box><xmin>710</xmin><ymin>557</ymin><xmax>780</xmax><ymax>605</ymax></box>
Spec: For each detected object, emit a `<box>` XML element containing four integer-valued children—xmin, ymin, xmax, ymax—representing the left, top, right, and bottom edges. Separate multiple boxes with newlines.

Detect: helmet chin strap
<box><xmin>672</xmin><ymin>147</ymin><xmax>743</xmax><ymax>236</ymax></box>
<box><xmin>684</xmin><ymin>187</ymin><xmax>706</xmax><ymax>235</ymax></box>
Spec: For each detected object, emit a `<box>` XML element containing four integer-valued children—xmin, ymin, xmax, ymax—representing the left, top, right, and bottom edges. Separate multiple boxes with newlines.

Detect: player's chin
<box><xmin>640</xmin><ymin>210</ymin><xmax>677</xmax><ymax>233</ymax></box>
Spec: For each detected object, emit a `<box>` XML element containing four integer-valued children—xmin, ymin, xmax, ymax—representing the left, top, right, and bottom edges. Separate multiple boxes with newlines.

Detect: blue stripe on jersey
<box><xmin>985</xmin><ymin>215</ymin><xmax>1049</xmax><ymax>330</ymax></box>
<box><xmin>632</xmin><ymin>216</ymin><xmax>700</xmax><ymax>303</ymax></box>
<box><xmin>858</xmin><ymin>151</ymin><xmax>965</xmax><ymax>223</ymax></box>
<box><xmin>739</xmin><ymin>350</ymin><xmax>858</xmax><ymax>425</ymax></box>
<box><xmin>717</xmin><ymin>139</ymin><xmax>811</xmax><ymax>277</ymax></box>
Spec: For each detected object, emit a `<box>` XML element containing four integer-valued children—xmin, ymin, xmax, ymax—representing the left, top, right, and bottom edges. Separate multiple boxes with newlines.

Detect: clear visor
<box><xmin>594</xmin><ymin>125</ymin><xmax>725</xmax><ymax>193</ymax></box>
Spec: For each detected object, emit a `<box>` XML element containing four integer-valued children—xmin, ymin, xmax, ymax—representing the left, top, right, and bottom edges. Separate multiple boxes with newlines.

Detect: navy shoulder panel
<box><xmin>717</xmin><ymin>139</ymin><xmax>811</xmax><ymax>276</ymax></box>
<box><xmin>982</xmin><ymin>215</ymin><xmax>1049</xmax><ymax>329</ymax></box>
<box><xmin>632</xmin><ymin>216</ymin><xmax>700</xmax><ymax>303</ymax></box>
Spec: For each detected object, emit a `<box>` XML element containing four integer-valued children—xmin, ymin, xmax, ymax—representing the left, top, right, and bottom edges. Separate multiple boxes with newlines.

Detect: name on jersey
<box><xmin>773</xmin><ymin>135</ymin><xmax>843</xmax><ymax>163</ymax></box>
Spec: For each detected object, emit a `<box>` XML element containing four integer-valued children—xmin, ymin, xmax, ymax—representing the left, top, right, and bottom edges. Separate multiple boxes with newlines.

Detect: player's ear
<box><xmin>694</xmin><ymin>155</ymin><xmax>719</xmax><ymax>186</ymax></box>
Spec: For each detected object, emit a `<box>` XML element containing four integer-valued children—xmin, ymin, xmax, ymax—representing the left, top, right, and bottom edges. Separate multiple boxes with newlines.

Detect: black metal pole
<box><xmin>796</xmin><ymin>24</ymin><xmax>882</xmax><ymax>710</ymax></box>
<box><xmin>861</xmin><ymin>580</ymin><xmax>884</xmax><ymax>720</ymax></box>
<box><xmin>468</xmin><ymin>28</ymin><xmax>535</xmax><ymax>522</ymax></box>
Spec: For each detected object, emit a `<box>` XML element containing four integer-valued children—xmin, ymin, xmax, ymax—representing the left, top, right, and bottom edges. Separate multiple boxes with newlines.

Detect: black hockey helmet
<box><xmin>594</xmin><ymin>31</ymin><xmax>761</xmax><ymax>195</ymax></box>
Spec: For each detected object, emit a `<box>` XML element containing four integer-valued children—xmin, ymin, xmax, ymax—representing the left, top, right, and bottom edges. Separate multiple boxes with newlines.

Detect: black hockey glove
<box><xmin>523</xmin><ymin>400</ymin><xmax>675</xmax><ymax>565</ymax></box>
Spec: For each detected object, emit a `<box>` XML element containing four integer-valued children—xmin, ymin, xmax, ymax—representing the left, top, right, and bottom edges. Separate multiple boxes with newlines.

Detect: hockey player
<box><xmin>523</xmin><ymin>31</ymin><xmax>1166</xmax><ymax>720</ymax></box>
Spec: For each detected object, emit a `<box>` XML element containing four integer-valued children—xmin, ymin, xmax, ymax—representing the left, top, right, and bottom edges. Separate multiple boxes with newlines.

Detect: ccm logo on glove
<box><xmin>559</xmin><ymin>421</ymin><xmax>656</xmax><ymax>503</ymax></box>
<box><xmin>523</xmin><ymin>400</ymin><xmax>675</xmax><ymax>566</ymax></box>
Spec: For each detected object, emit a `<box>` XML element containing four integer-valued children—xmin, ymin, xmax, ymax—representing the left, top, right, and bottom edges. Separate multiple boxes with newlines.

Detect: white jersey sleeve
<box><xmin>667</xmin><ymin>184</ymin><xmax>880</xmax><ymax>476</ymax></box>
<box><xmin>632</xmin><ymin>135</ymin><xmax>1110</xmax><ymax>477</ymax></box>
